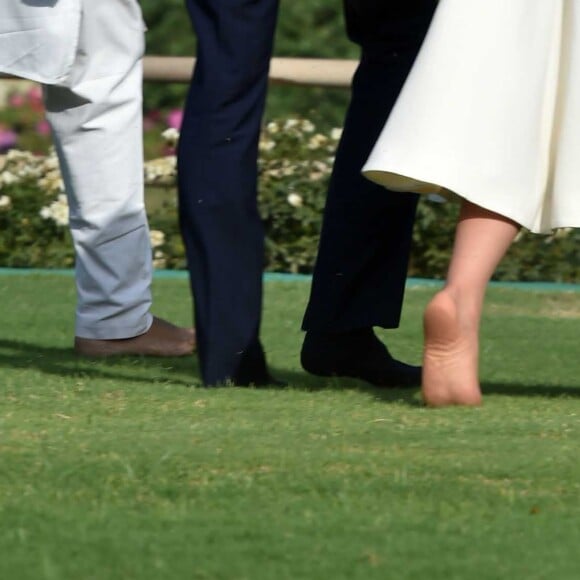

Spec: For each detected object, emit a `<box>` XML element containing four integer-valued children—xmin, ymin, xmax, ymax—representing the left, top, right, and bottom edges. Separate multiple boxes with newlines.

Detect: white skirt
<box><xmin>363</xmin><ymin>0</ymin><xmax>580</xmax><ymax>233</ymax></box>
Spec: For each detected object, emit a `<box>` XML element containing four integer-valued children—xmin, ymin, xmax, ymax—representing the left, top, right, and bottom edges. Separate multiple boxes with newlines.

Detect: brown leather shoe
<box><xmin>74</xmin><ymin>316</ymin><xmax>195</xmax><ymax>357</ymax></box>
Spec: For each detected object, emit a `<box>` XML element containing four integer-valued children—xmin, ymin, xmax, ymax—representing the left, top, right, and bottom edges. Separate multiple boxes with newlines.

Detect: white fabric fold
<box><xmin>0</xmin><ymin>0</ymin><xmax>81</xmax><ymax>85</ymax></box>
<box><xmin>363</xmin><ymin>0</ymin><xmax>580</xmax><ymax>233</ymax></box>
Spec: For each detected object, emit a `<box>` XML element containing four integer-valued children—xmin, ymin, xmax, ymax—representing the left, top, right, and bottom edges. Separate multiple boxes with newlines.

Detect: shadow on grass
<box><xmin>0</xmin><ymin>338</ymin><xmax>199</xmax><ymax>387</ymax></box>
<box><xmin>274</xmin><ymin>368</ymin><xmax>580</xmax><ymax>405</ymax></box>
<box><xmin>0</xmin><ymin>337</ymin><xmax>420</xmax><ymax>402</ymax></box>
<box><xmin>481</xmin><ymin>381</ymin><xmax>580</xmax><ymax>399</ymax></box>
<box><xmin>1</xmin><ymin>338</ymin><xmax>578</xmax><ymax>403</ymax></box>
<box><xmin>274</xmin><ymin>367</ymin><xmax>422</xmax><ymax>405</ymax></box>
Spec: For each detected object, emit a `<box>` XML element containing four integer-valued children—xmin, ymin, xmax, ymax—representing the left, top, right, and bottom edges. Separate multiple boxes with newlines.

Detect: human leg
<box><xmin>300</xmin><ymin>0</ymin><xmax>437</xmax><ymax>387</ymax></box>
<box><xmin>178</xmin><ymin>0</ymin><xmax>279</xmax><ymax>385</ymax></box>
<box><xmin>299</xmin><ymin>56</ymin><xmax>422</xmax><ymax>387</ymax></box>
<box><xmin>44</xmin><ymin>0</ymin><xmax>193</xmax><ymax>356</ymax></box>
<box><xmin>301</xmin><ymin>57</ymin><xmax>421</xmax><ymax>334</ymax></box>
<box><xmin>422</xmin><ymin>201</ymin><xmax>519</xmax><ymax>406</ymax></box>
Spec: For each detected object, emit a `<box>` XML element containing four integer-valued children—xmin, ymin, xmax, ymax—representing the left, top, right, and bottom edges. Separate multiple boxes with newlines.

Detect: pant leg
<box><xmin>302</xmin><ymin>0</ymin><xmax>437</xmax><ymax>332</ymax></box>
<box><xmin>43</xmin><ymin>0</ymin><xmax>153</xmax><ymax>340</ymax></box>
<box><xmin>178</xmin><ymin>0</ymin><xmax>279</xmax><ymax>385</ymax></box>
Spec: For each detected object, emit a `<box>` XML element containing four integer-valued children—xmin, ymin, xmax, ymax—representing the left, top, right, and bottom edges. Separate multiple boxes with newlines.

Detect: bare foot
<box><xmin>75</xmin><ymin>316</ymin><xmax>195</xmax><ymax>357</ymax></box>
<box><xmin>422</xmin><ymin>290</ymin><xmax>482</xmax><ymax>407</ymax></box>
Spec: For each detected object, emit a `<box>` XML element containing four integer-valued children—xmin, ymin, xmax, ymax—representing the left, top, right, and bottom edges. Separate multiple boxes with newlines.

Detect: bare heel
<box><xmin>422</xmin><ymin>291</ymin><xmax>482</xmax><ymax>407</ymax></box>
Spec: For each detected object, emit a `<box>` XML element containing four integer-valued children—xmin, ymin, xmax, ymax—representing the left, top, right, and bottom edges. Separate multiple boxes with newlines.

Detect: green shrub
<box><xmin>409</xmin><ymin>198</ymin><xmax>580</xmax><ymax>282</ymax></box>
<box><xmin>0</xmin><ymin>152</ymin><xmax>74</xmax><ymax>268</ymax></box>
<box><xmin>257</xmin><ymin>120</ymin><xmax>339</xmax><ymax>272</ymax></box>
<box><xmin>0</xmin><ymin>85</ymin><xmax>52</xmax><ymax>155</ymax></box>
<box><xmin>0</xmin><ymin>121</ymin><xmax>578</xmax><ymax>282</ymax></box>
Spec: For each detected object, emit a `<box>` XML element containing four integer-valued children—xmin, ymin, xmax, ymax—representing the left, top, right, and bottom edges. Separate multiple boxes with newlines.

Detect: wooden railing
<box><xmin>143</xmin><ymin>56</ymin><xmax>358</xmax><ymax>87</ymax></box>
<box><xmin>1</xmin><ymin>56</ymin><xmax>359</xmax><ymax>88</ymax></box>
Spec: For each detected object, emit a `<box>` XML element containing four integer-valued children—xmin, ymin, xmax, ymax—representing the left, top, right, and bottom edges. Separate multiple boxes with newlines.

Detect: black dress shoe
<box><xmin>231</xmin><ymin>339</ymin><xmax>286</xmax><ymax>387</ymax></box>
<box><xmin>301</xmin><ymin>328</ymin><xmax>420</xmax><ymax>388</ymax></box>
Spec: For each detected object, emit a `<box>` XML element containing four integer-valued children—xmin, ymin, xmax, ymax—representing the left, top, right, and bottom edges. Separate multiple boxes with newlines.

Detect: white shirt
<box><xmin>0</xmin><ymin>0</ymin><xmax>81</xmax><ymax>84</ymax></box>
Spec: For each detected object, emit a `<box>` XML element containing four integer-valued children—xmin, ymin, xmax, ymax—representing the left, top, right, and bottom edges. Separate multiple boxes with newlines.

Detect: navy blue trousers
<box><xmin>302</xmin><ymin>0</ymin><xmax>437</xmax><ymax>332</ymax></box>
<box><xmin>178</xmin><ymin>0</ymin><xmax>279</xmax><ymax>385</ymax></box>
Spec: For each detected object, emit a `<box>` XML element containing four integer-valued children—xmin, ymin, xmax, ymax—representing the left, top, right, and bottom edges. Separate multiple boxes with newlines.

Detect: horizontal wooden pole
<box><xmin>143</xmin><ymin>56</ymin><xmax>358</xmax><ymax>88</ymax></box>
<box><xmin>1</xmin><ymin>56</ymin><xmax>358</xmax><ymax>89</ymax></box>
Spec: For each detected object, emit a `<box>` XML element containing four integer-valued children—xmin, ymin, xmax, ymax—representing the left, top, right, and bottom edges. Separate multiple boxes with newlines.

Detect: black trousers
<box><xmin>301</xmin><ymin>0</ymin><xmax>437</xmax><ymax>332</ymax></box>
<box><xmin>178</xmin><ymin>0</ymin><xmax>437</xmax><ymax>384</ymax></box>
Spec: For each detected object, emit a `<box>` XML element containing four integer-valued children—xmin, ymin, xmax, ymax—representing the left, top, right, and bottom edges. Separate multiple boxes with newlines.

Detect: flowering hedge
<box><xmin>0</xmin><ymin>86</ymin><xmax>578</xmax><ymax>282</ymax></box>
<box><xmin>0</xmin><ymin>118</ymin><xmax>341</xmax><ymax>273</ymax></box>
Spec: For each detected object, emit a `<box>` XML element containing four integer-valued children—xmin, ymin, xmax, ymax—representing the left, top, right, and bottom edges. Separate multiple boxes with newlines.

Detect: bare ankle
<box><xmin>434</xmin><ymin>287</ymin><xmax>480</xmax><ymax>335</ymax></box>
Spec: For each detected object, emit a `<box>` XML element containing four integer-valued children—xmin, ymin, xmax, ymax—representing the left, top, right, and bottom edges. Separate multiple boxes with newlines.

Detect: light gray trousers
<box><xmin>43</xmin><ymin>0</ymin><xmax>153</xmax><ymax>339</ymax></box>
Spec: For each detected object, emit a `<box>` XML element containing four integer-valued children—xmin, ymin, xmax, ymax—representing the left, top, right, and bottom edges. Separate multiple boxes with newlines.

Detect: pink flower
<box><xmin>0</xmin><ymin>128</ymin><xmax>18</xmax><ymax>152</ymax></box>
<box><xmin>166</xmin><ymin>109</ymin><xmax>183</xmax><ymax>130</ymax></box>
<box><xmin>36</xmin><ymin>119</ymin><xmax>51</xmax><ymax>137</ymax></box>
<box><xmin>27</xmin><ymin>85</ymin><xmax>44</xmax><ymax>112</ymax></box>
<box><xmin>9</xmin><ymin>93</ymin><xmax>25</xmax><ymax>108</ymax></box>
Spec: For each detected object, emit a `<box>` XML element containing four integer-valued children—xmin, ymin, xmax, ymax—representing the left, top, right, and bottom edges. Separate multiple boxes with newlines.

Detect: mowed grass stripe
<box><xmin>0</xmin><ymin>275</ymin><xmax>579</xmax><ymax>579</ymax></box>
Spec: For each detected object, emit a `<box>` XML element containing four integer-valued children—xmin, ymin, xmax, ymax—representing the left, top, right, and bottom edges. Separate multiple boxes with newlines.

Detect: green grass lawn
<box><xmin>1</xmin><ymin>274</ymin><xmax>579</xmax><ymax>580</ymax></box>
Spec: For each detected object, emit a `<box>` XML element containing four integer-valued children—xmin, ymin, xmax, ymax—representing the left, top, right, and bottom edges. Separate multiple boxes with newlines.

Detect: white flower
<box><xmin>544</xmin><ymin>227</ymin><xmax>574</xmax><ymax>244</ymax></box>
<box><xmin>266</xmin><ymin>122</ymin><xmax>280</xmax><ymax>134</ymax></box>
<box><xmin>1</xmin><ymin>171</ymin><xmax>17</xmax><ymax>187</ymax></box>
<box><xmin>266</xmin><ymin>168</ymin><xmax>283</xmax><ymax>178</ymax></box>
<box><xmin>300</xmin><ymin>120</ymin><xmax>315</xmax><ymax>133</ymax></box>
<box><xmin>259</xmin><ymin>139</ymin><xmax>276</xmax><ymax>152</ymax></box>
<box><xmin>38</xmin><ymin>170</ymin><xmax>65</xmax><ymax>194</ymax></box>
<box><xmin>307</xmin><ymin>134</ymin><xmax>329</xmax><ymax>150</ymax></box>
<box><xmin>153</xmin><ymin>250</ymin><xmax>166</xmax><ymax>269</ymax></box>
<box><xmin>553</xmin><ymin>227</ymin><xmax>573</xmax><ymax>239</ymax></box>
<box><xmin>284</xmin><ymin>119</ymin><xmax>300</xmax><ymax>130</ymax></box>
<box><xmin>39</xmin><ymin>194</ymin><xmax>69</xmax><ymax>226</ymax></box>
<box><xmin>287</xmin><ymin>193</ymin><xmax>303</xmax><ymax>208</ymax></box>
<box><xmin>149</xmin><ymin>230</ymin><xmax>165</xmax><ymax>248</ymax></box>
<box><xmin>43</xmin><ymin>155</ymin><xmax>60</xmax><ymax>171</ymax></box>
<box><xmin>312</xmin><ymin>160</ymin><xmax>330</xmax><ymax>174</ymax></box>
<box><xmin>0</xmin><ymin>195</ymin><xmax>11</xmax><ymax>211</ymax></box>
<box><xmin>330</xmin><ymin>127</ymin><xmax>343</xmax><ymax>141</ymax></box>
<box><xmin>6</xmin><ymin>149</ymin><xmax>23</xmax><ymax>161</ymax></box>
<box><xmin>144</xmin><ymin>156</ymin><xmax>177</xmax><ymax>185</ymax></box>
<box><xmin>161</xmin><ymin>128</ymin><xmax>180</xmax><ymax>147</ymax></box>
